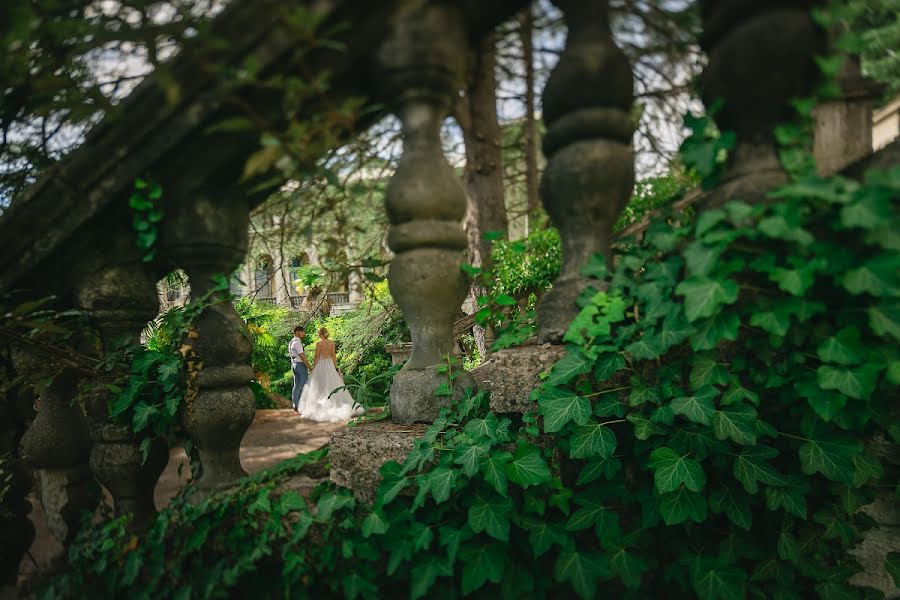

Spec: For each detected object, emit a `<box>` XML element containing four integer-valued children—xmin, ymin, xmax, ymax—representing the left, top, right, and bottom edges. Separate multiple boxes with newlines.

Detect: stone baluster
<box><xmin>160</xmin><ymin>188</ymin><xmax>255</xmax><ymax>492</ymax></box>
<box><xmin>12</xmin><ymin>348</ymin><xmax>100</xmax><ymax>545</ymax></box>
<box><xmin>536</xmin><ymin>0</ymin><xmax>635</xmax><ymax>342</ymax></box>
<box><xmin>75</xmin><ymin>256</ymin><xmax>169</xmax><ymax>531</ymax></box>
<box><xmin>376</xmin><ymin>2</ymin><xmax>474</xmax><ymax>423</ymax></box>
<box><xmin>698</xmin><ymin>1</ymin><xmax>825</xmax><ymax>207</ymax></box>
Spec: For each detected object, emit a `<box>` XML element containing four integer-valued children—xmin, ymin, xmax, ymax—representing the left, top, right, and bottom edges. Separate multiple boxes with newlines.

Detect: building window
<box><xmin>255</xmin><ymin>255</ymin><xmax>275</xmax><ymax>298</ymax></box>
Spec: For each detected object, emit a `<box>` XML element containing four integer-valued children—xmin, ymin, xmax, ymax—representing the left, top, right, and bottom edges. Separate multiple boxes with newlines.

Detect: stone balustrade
<box><xmin>1</xmin><ymin>1</ymin><xmax>897</xmax><ymax>593</ymax></box>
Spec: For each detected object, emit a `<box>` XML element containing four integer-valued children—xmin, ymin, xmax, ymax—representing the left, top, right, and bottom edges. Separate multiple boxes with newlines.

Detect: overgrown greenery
<box><xmin>43</xmin><ymin>101</ymin><xmax>900</xmax><ymax>598</ymax></box>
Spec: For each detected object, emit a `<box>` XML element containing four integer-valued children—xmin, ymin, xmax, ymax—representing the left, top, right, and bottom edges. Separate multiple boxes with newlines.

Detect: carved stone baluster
<box><xmin>699</xmin><ymin>1</ymin><xmax>825</xmax><ymax>207</ymax></box>
<box><xmin>12</xmin><ymin>349</ymin><xmax>100</xmax><ymax>545</ymax></box>
<box><xmin>376</xmin><ymin>2</ymin><xmax>474</xmax><ymax>423</ymax></box>
<box><xmin>536</xmin><ymin>0</ymin><xmax>635</xmax><ymax>342</ymax></box>
<box><xmin>161</xmin><ymin>189</ymin><xmax>255</xmax><ymax>492</ymax></box>
<box><xmin>75</xmin><ymin>258</ymin><xmax>169</xmax><ymax>531</ymax></box>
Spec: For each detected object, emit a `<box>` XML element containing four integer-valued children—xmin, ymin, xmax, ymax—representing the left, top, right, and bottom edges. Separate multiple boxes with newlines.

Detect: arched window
<box><xmin>255</xmin><ymin>254</ymin><xmax>275</xmax><ymax>298</ymax></box>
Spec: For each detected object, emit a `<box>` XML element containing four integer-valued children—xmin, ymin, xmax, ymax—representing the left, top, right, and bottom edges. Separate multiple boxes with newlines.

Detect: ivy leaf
<box><xmin>708</xmin><ymin>487</ymin><xmax>752</xmax><ymax>531</ymax></box>
<box><xmin>683</xmin><ymin>240</ymin><xmax>724</xmax><ymax>276</ymax></box>
<box><xmin>545</xmin><ymin>347</ymin><xmax>591</xmax><ymax>386</ymax></box>
<box><xmin>676</xmin><ymin>276</ymin><xmax>739</xmax><ymax>322</ymax></box>
<box><xmin>721</xmin><ymin>380</ymin><xmax>759</xmax><ymax>406</ymax></box>
<box><xmin>690</xmin><ymin>356</ymin><xmax>729</xmax><ymax>389</ymax></box>
<box><xmin>280</xmin><ymin>491</ymin><xmax>306</xmax><ymax>512</ymax></box>
<box><xmin>648</xmin><ymin>447</ymin><xmax>707</xmax><ymax>493</ymax></box>
<box><xmin>526</xmin><ymin>518</ymin><xmax>568</xmax><ymax>558</ymax></box>
<box><xmin>565</xmin><ymin>497</ymin><xmax>619</xmax><ymax>535</ymax></box>
<box><xmin>569</xmin><ymin>423</ymin><xmax>617</xmax><ymax>459</ymax></box>
<box><xmin>841</xmin><ymin>190</ymin><xmax>892</xmax><ymax>229</ymax></box>
<box><xmin>765</xmin><ymin>483</ymin><xmax>808</xmax><ymax>519</ymax></box>
<box><xmin>459</xmin><ymin>542</ymin><xmax>505</xmax><ymax>595</ymax></box>
<box><xmin>799</xmin><ymin>437</ymin><xmax>860</xmax><ymax>484</ymax></box>
<box><xmin>454</xmin><ymin>443</ymin><xmax>487</xmax><ymax>477</ymax></box>
<box><xmin>868</xmin><ymin>302</ymin><xmax>900</xmax><ymax>342</ymax></box>
<box><xmin>691</xmin><ymin>564</ymin><xmax>747</xmax><ymax>600</ymax></box>
<box><xmin>689</xmin><ymin>312</ymin><xmax>740</xmax><ymax>351</ymax></box>
<box><xmin>696</xmin><ymin>209</ymin><xmax>727</xmax><ymax>237</ymax></box>
<box><xmin>480</xmin><ymin>451</ymin><xmax>512</xmax><ymax>497</ymax></box>
<box><xmin>625</xmin><ymin>335</ymin><xmax>664</xmax><ymax>360</ymax></box>
<box><xmin>629</xmin><ymin>383</ymin><xmax>660</xmax><ymax>406</ymax></box>
<box><xmin>733</xmin><ymin>446</ymin><xmax>788</xmax><ymax>493</ymax></box>
<box><xmin>576</xmin><ymin>457</ymin><xmax>622</xmax><ymax>486</ymax></box>
<box><xmin>608</xmin><ymin>547</ymin><xmax>649</xmax><ymax>589</ymax></box>
<box><xmin>361</xmin><ymin>511</ymin><xmax>389</xmax><ymax>537</ymax></box>
<box><xmin>712</xmin><ymin>404</ymin><xmax>758</xmax><ymax>446</ymax></box>
<box><xmin>468</xmin><ymin>492</ymin><xmax>512</xmax><ymax>542</ymax></box>
<box><xmin>410</xmin><ymin>556</ymin><xmax>452</xmax><ymax>600</ymax></box>
<box><xmin>131</xmin><ymin>401</ymin><xmax>157</xmax><ymax>433</ymax></box>
<box><xmin>816</xmin><ymin>326</ymin><xmax>864</xmax><ymax>365</ymax></box>
<box><xmin>426</xmin><ymin>467</ymin><xmax>458</xmax><ymax>504</ymax></box>
<box><xmin>671</xmin><ymin>386</ymin><xmax>719</xmax><ymax>426</ymax></box>
<box><xmin>539</xmin><ymin>386</ymin><xmax>592</xmax><ymax>433</ymax></box>
<box><xmin>506</xmin><ymin>443</ymin><xmax>552</xmax><ymax>487</ymax></box>
<box><xmin>594</xmin><ymin>353</ymin><xmax>625</xmax><ymax>382</ymax></box>
<box><xmin>376</xmin><ymin>462</ymin><xmax>409</xmax><ymax>506</ymax></box>
<box><xmin>816</xmin><ymin>364</ymin><xmax>880</xmax><ymax>400</ymax></box>
<box><xmin>749</xmin><ymin>310</ymin><xmax>790</xmax><ymax>337</ymax></box>
<box><xmin>627</xmin><ymin>413</ymin><xmax>664</xmax><ymax>440</ymax></box>
<box><xmin>758</xmin><ymin>214</ymin><xmax>814</xmax><ymax>246</ymax></box>
<box><xmin>842</xmin><ymin>254</ymin><xmax>900</xmax><ymax>297</ymax></box>
<box><xmin>659</xmin><ymin>488</ymin><xmax>707</xmax><ymax>525</ymax></box>
<box><xmin>555</xmin><ymin>550</ymin><xmax>611</xmax><ymax>599</ymax></box>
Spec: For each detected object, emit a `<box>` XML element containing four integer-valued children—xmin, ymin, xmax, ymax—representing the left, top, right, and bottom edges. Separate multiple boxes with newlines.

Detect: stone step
<box><xmin>329</xmin><ymin>422</ymin><xmax>426</xmax><ymax>503</ymax></box>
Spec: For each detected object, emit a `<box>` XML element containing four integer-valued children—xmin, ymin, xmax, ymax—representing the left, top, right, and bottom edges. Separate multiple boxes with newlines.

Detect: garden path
<box><xmin>17</xmin><ymin>410</ymin><xmax>345</xmax><ymax>590</ymax></box>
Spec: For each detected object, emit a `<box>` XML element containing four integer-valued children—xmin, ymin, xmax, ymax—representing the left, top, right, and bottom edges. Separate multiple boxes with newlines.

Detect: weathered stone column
<box><xmin>813</xmin><ymin>49</ymin><xmax>882</xmax><ymax>175</ymax></box>
<box><xmin>536</xmin><ymin>0</ymin><xmax>635</xmax><ymax>342</ymax></box>
<box><xmin>161</xmin><ymin>188</ymin><xmax>255</xmax><ymax>492</ymax></box>
<box><xmin>699</xmin><ymin>1</ymin><xmax>825</xmax><ymax>207</ymax></box>
<box><xmin>75</xmin><ymin>258</ymin><xmax>168</xmax><ymax>531</ymax></box>
<box><xmin>12</xmin><ymin>349</ymin><xmax>100</xmax><ymax>545</ymax></box>
<box><xmin>376</xmin><ymin>1</ymin><xmax>474</xmax><ymax>423</ymax></box>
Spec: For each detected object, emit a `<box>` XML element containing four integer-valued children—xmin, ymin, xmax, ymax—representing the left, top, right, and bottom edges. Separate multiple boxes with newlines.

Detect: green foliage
<box><xmin>49</xmin><ymin>156</ymin><xmax>898</xmax><ymax>598</ymax></box>
<box><xmin>129</xmin><ymin>178</ymin><xmax>164</xmax><ymax>263</ymax></box>
<box><xmin>233</xmin><ymin>296</ymin><xmax>295</xmax><ymax>404</ymax></box>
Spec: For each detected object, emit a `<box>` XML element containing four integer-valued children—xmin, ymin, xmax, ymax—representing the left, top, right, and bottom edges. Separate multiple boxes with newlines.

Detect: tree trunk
<box><xmin>519</xmin><ymin>7</ymin><xmax>540</xmax><ymax>233</ymax></box>
<box><xmin>459</xmin><ymin>32</ymin><xmax>507</xmax><ymax>362</ymax></box>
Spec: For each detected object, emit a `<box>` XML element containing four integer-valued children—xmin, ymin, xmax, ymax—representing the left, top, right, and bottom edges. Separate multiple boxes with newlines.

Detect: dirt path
<box><xmin>18</xmin><ymin>410</ymin><xmax>345</xmax><ymax>587</ymax></box>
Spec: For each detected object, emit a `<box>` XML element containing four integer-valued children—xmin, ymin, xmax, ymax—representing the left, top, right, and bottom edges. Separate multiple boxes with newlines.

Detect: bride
<box><xmin>297</xmin><ymin>327</ymin><xmax>362</xmax><ymax>422</ymax></box>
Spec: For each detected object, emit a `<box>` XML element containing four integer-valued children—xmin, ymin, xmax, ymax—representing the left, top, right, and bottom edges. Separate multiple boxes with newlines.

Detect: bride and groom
<box><xmin>289</xmin><ymin>325</ymin><xmax>362</xmax><ymax>422</ymax></box>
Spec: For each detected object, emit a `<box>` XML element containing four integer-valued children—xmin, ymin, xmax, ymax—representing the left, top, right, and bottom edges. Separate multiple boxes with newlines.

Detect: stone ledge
<box><xmin>329</xmin><ymin>422</ymin><xmax>426</xmax><ymax>503</ymax></box>
<box><xmin>471</xmin><ymin>344</ymin><xmax>566</xmax><ymax>414</ymax></box>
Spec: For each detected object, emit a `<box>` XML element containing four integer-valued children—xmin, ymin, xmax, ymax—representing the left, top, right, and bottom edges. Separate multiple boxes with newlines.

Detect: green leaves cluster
<box><xmin>129</xmin><ymin>178</ymin><xmax>164</xmax><ymax>263</ymax></box>
<box><xmin>48</xmin><ymin>161</ymin><xmax>898</xmax><ymax>599</ymax></box>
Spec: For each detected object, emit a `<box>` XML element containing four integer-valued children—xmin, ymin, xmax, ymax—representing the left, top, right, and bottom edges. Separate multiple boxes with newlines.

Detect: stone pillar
<box><xmin>75</xmin><ymin>259</ymin><xmax>169</xmax><ymax>531</ymax></box>
<box><xmin>813</xmin><ymin>52</ymin><xmax>882</xmax><ymax>175</ymax></box>
<box><xmin>376</xmin><ymin>1</ymin><xmax>474</xmax><ymax>423</ymax></box>
<box><xmin>160</xmin><ymin>188</ymin><xmax>255</xmax><ymax>492</ymax></box>
<box><xmin>535</xmin><ymin>0</ymin><xmax>635</xmax><ymax>342</ymax></box>
<box><xmin>698</xmin><ymin>1</ymin><xmax>825</xmax><ymax>207</ymax></box>
<box><xmin>12</xmin><ymin>349</ymin><xmax>100</xmax><ymax>545</ymax></box>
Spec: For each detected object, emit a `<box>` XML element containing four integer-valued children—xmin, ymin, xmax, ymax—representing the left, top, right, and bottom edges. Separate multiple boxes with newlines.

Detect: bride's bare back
<box><xmin>314</xmin><ymin>339</ymin><xmax>336</xmax><ymax>362</ymax></box>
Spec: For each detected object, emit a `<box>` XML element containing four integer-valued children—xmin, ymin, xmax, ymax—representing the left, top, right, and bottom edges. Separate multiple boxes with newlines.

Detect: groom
<box><xmin>289</xmin><ymin>325</ymin><xmax>311</xmax><ymax>412</ymax></box>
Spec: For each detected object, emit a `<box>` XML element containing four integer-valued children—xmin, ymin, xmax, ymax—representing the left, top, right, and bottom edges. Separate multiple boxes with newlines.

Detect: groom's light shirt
<box><xmin>289</xmin><ymin>336</ymin><xmax>305</xmax><ymax>364</ymax></box>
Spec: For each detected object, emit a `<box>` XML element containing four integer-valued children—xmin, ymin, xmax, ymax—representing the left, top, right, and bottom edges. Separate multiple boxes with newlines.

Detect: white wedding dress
<box><xmin>298</xmin><ymin>343</ymin><xmax>362</xmax><ymax>422</ymax></box>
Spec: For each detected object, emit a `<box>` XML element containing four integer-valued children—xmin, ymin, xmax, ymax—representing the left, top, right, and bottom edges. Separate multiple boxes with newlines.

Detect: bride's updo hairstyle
<box><xmin>318</xmin><ymin>327</ymin><xmax>330</xmax><ymax>339</ymax></box>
